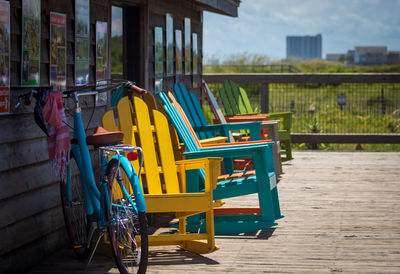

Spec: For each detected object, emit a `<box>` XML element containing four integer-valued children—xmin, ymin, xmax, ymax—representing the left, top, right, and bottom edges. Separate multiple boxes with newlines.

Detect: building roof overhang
<box><xmin>194</xmin><ymin>0</ymin><xmax>240</xmax><ymax>17</ymax></box>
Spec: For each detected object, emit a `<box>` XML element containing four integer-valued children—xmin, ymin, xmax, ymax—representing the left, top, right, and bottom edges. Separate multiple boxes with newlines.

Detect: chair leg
<box><xmin>281</xmin><ymin>139</ymin><xmax>293</xmax><ymax>161</ymax></box>
<box><xmin>205</xmin><ymin>208</ymin><xmax>216</xmax><ymax>252</ymax></box>
<box><xmin>179</xmin><ymin>209</ymin><xmax>218</xmax><ymax>254</ymax></box>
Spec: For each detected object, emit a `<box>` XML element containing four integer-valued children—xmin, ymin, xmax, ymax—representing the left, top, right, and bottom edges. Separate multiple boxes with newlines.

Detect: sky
<box><xmin>203</xmin><ymin>0</ymin><xmax>400</xmax><ymax>62</ymax></box>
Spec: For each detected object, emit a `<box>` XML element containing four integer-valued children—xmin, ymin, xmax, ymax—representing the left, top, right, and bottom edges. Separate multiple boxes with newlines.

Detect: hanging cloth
<box><xmin>42</xmin><ymin>90</ymin><xmax>70</xmax><ymax>181</ymax></box>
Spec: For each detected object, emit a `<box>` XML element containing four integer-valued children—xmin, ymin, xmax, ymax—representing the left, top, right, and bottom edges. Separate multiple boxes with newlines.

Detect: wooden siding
<box><xmin>0</xmin><ymin>1</ymin><xmax>111</xmax><ymax>273</ymax></box>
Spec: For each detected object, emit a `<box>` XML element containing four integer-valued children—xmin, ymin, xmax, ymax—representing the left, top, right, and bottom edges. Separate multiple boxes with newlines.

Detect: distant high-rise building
<box><xmin>286</xmin><ymin>34</ymin><xmax>322</xmax><ymax>60</ymax></box>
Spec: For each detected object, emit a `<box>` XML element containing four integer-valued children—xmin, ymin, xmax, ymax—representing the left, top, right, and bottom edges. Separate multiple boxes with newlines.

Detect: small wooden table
<box><xmin>261</xmin><ymin>120</ymin><xmax>282</xmax><ymax>176</ymax></box>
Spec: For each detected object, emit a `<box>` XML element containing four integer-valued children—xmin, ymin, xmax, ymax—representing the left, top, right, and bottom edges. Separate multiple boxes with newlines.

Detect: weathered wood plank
<box><xmin>0</xmin><ymin>156</ymin><xmax>86</xmax><ymax>201</ymax></box>
<box><xmin>0</xmin><ymin>228</ymin><xmax>67</xmax><ymax>274</ymax></box>
<box><xmin>0</xmin><ymin>161</ymin><xmax>55</xmax><ymax>200</ymax></box>
<box><xmin>0</xmin><ymin>138</ymin><xmax>48</xmax><ymax>173</ymax></box>
<box><xmin>0</xmin><ymin>106</ymin><xmax>105</xmax><ymax>144</ymax></box>
<box><xmin>0</xmin><ymin>206</ymin><xmax>65</xmax><ymax>255</ymax></box>
<box><xmin>0</xmin><ymin>182</ymin><xmax>60</xmax><ymax>228</ymax></box>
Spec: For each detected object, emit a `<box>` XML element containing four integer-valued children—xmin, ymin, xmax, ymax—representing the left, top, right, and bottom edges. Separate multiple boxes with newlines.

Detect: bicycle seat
<box><xmin>86</xmin><ymin>127</ymin><xmax>124</xmax><ymax>145</ymax></box>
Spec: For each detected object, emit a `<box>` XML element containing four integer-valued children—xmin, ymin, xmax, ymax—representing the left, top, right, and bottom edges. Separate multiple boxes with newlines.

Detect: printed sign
<box><xmin>166</xmin><ymin>13</ymin><xmax>173</xmax><ymax>75</ymax></box>
<box><xmin>184</xmin><ymin>17</ymin><xmax>191</xmax><ymax>75</ymax></box>
<box><xmin>75</xmin><ymin>0</ymin><xmax>90</xmax><ymax>86</ymax></box>
<box><xmin>21</xmin><ymin>0</ymin><xmax>41</xmax><ymax>86</ymax></box>
<box><xmin>50</xmin><ymin>12</ymin><xmax>67</xmax><ymax>91</ymax></box>
<box><xmin>96</xmin><ymin>21</ymin><xmax>108</xmax><ymax>106</ymax></box>
<box><xmin>0</xmin><ymin>1</ymin><xmax>10</xmax><ymax>114</ymax></box>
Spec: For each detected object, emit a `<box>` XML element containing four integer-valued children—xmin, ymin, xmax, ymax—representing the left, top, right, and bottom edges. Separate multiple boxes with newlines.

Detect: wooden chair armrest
<box><xmin>199</xmin><ymin>136</ymin><xmax>227</xmax><ymax>145</ymax></box>
<box><xmin>176</xmin><ymin>158</ymin><xmax>222</xmax><ymax>191</ymax></box>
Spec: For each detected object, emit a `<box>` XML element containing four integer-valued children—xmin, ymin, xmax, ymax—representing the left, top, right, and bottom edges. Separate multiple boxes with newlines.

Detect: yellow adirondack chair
<box><xmin>102</xmin><ymin>96</ymin><xmax>222</xmax><ymax>254</ymax></box>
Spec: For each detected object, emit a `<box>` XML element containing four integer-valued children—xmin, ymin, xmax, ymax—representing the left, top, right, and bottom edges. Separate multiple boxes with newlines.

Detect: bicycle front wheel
<box><xmin>106</xmin><ymin>159</ymin><xmax>148</xmax><ymax>274</ymax></box>
<box><xmin>60</xmin><ymin>151</ymin><xmax>91</xmax><ymax>259</ymax></box>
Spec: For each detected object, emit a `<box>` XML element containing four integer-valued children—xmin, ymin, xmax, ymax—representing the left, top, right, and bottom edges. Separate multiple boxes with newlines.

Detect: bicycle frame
<box><xmin>66</xmin><ymin>91</ymin><xmax>146</xmax><ymax>228</ymax></box>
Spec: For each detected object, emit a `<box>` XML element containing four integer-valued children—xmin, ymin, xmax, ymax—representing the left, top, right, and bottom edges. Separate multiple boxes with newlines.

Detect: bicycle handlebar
<box><xmin>128</xmin><ymin>84</ymin><xmax>147</xmax><ymax>95</ymax></box>
<box><xmin>15</xmin><ymin>80</ymin><xmax>148</xmax><ymax>109</ymax></box>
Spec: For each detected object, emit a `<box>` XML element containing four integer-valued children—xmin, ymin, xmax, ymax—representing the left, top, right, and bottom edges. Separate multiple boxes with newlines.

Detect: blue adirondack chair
<box><xmin>173</xmin><ymin>82</ymin><xmax>264</xmax><ymax>143</ymax></box>
<box><xmin>159</xmin><ymin>91</ymin><xmax>283</xmax><ymax>234</ymax></box>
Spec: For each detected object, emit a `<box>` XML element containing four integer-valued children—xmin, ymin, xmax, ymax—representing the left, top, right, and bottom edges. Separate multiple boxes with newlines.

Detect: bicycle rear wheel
<box><xmin>106</xmin><ymin>159</ymin><xmax>148</xmax><ymax>274</ymax></box>
<box><xmin>60</xmin><ymin>151</ymin><xmax>91</xmax><ymax>259</ymax></box>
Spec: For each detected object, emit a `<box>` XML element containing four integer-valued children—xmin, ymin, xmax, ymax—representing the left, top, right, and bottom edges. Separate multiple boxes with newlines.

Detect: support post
<box><xmin>260</xmin><ymin>83</ymin><xmax>269</xmax><ymax>113</ymax></box>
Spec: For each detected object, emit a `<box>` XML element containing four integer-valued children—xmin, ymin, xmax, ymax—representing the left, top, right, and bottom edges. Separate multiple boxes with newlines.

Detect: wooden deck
<box><xmin>27</xmin><ymin>151</ymin><xmax>400</xmax><ymax>273</ymax></box>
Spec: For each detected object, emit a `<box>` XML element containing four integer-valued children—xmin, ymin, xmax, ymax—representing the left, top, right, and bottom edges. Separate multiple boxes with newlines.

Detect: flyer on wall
<box><xmin>21</xmin><ymin>0</ymin><xmax>41</xmax><ymax>86</ymax></box>
<box><xmin>166</xmin><ymin>13</ymin><xmax>173</xmax><ymax>75</ymax></box>
<box><xmin>0</xmin><ymin>1</ymin><xmax>10</xmax><ymax>114</ymax></box>
<box><xmin>184</xmin><ymin>17</ymin><xmax>191</xmax><ymax>75</ymax></box>
<box><xmin>96</xmin><ymin>21</ymin><xmax>108</xmax><ymax>106</ymax></box>
<box><xmin>75</xmin><ymin>0</ymin><xmax>90</xmax><ymax>86</ymax></box>
<box><xmin>50</xmin><ymin>12</ymin><xmax>67</xmax><ymax>91</ymax></box>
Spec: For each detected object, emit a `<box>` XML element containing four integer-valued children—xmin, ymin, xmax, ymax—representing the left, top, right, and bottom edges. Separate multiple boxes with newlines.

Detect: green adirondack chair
<box><xmin>159</xmin><ymin>91</ymin><xmax>283</xmax><ymax>235</ymax></box>
<box><xmin>218</xmin><ymin>80</ymin><xmax>293</xmax><ymax>161</ymax></box>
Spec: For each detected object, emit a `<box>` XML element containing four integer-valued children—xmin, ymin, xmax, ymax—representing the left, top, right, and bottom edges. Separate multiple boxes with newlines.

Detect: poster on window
<box><xmin>192</xmin><ymin>33</ymin><xmax>198</xmax><ymax>75</ymax></box>
<box><xmin>184</xmin><ymin>17</ymin><xmax>191</xmax><ymax>75</ymax></box>
<box><xmin>21</xmin><ymin>0</ymin><xmax>41</xmax><ymax>86</ymax></box>
<box><xmin>175</xmin><ymin>30</ymin><xmax>182</xmax><ymax>75</ymax></box>
<box><xmin>0</xmin><ymin>1</ymin><xmax>10</xmax><ymax>114</ymax></box>
<box><xmin>75</xmin><ymin>0</ymin><xmax>89</xmax><ymax>86</ymax></box>
<box><xmin>50</xmin><ymin>12</ymin><xmax>66</xmax><ymax>91</ymax></box>
<box><xmin>166</xmin><ymin>13</ymin><xmax>173</xmax><ymax>75</ymax></box>
<box><xmin>154</xmin><ymin>27</ymin><xmax>163</xmax><ymax>93</ymax></box>
<box><xmin>96</xmin><ymin>21</ymin><xmax>108</xmax><ymax>106</ymax></box>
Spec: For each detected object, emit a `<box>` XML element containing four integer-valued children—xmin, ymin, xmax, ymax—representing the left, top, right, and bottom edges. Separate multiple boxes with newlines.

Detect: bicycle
<box><xmin>16</xmin><ymin>80</ymin><xmax>149</xmax><ymax>274</ymax></box>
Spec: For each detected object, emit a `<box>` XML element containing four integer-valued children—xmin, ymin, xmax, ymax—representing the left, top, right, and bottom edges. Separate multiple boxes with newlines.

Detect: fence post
<box><xmin>260</xmin><ymin>82</ymin><xmax>269</xmax><ymax>113</ymax></box>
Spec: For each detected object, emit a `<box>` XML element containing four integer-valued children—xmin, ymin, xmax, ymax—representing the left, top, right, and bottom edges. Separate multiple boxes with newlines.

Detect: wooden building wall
<box><xmin>0</xmin><ymin>1</ymin><xmax>112</xmax><ymax>272</ymax></box>
<box><xmin>0</xmin><ymin>0</ymin><xmax>207</xmax><ymax>272</ymax></box>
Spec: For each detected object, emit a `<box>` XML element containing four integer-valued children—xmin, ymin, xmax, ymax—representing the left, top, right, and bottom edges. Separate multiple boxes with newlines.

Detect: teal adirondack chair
<box><xmin>159</xmin><ymin>91</ymin><xmax>283</xmax><ymax>235</ymax></box>
<box><xmin>175</xmin><ymin>82</ymin><xmax>283</xmax><ymax>175</ymax></box>
<box><xmin>219</xmin><ymin>80</ymin><xmax>293</xmax><ymax>161</ymax></box>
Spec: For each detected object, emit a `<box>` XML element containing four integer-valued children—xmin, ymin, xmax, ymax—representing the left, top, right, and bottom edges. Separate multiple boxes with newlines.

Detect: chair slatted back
<box><xmin>174</xmin><ymin>83</ymin><xmax>215</xmax><ymax>139</ymax></box>
<box><xmin>165</xmin><ymin>92</ymin><xmax>202</xmax><ymax>151</ymax></box>
<box><xmin>227</xmin><ymin>80</ymin><xmax>248</xmax><ymax>115</ymax></box>
<box><xmin>103</xmin><ymin>96</ymin><xmax>181</xmax><ymax>195</ymax></box>
<box><xmin>223</xmin><ymin>81</ymin><xmax>240</xmax><ymax>115</ymax></box>
<box><xmin>134</xmin><ymin>97</ymin><xmax>181</xmax><ymax>194</ymax></box>
<box><xmin>238</xmin><ymin>86</ymin><xmax>255</xmax><ymax>114</ymax></box>
<box><xmin>219</xmin><ymin>82</ymin><xmax>234</xmax><ymax>116</ymax></box>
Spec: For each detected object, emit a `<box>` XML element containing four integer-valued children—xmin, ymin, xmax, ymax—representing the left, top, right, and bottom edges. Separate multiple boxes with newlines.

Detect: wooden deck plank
<box><xmin>26</xmin><ymin>151</ymin><xmax>400</xmax><ymax>273</ymax></box>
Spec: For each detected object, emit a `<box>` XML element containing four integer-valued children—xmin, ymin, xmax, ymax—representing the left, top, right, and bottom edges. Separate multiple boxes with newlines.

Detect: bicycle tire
<box><xmin>106</xmin><ymin>158</ymin><xmax>148</xmax><ymax>274</ymax></box>
<box><xmin>60</xmin><ymin>151</ymin><xmax>91</xmax><ymax>259</ymax></box>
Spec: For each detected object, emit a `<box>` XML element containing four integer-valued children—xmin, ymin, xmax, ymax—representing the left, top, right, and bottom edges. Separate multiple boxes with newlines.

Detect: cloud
<box><xmin>203</xmin><ymin>0</ymin><xmax>400</xmax><ymax>60</ymax></box>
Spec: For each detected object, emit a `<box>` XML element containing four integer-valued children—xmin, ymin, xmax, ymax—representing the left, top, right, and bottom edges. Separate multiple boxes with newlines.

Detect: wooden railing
<box><xmin>203</xmin><ymin>73</ymin><xmax>400</xmax><ymax>144</ymax></box>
